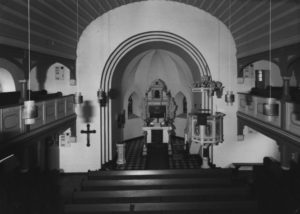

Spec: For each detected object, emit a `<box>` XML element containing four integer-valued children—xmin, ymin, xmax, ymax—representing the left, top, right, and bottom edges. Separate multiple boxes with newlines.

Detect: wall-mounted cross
<box><xmin>81</xmin><ymin>124</ymin><xmax>96</xmax><ymax>147</ymax></box>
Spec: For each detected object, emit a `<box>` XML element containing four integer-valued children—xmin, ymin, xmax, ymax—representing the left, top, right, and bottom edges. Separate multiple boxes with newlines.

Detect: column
<box><xmin>278</xmin><ymin>142</ymin><xmax>292</xmax><ymax>170</ymax></box>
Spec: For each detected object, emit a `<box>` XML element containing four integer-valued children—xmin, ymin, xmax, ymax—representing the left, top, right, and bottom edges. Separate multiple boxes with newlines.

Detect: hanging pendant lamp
<box><xmin>23</xmin><ymin>0</ymin><xmax>37</xmax><ymax>125</ymax></box>
<box><xmin>23</xmin><ymin>100</ymin><xmax>38</xmax><ymax>125</ymax></box>
<box><xmin>263</xmin><ymin>0</ymin><xmax>279</xmax><ymax>117</ymax></box>
<box><xmin>74</xmin><ymin>0</ymin><xmax>83</xmax><ymax>104</ymax></box>
<box><xmin>224</xmin><ymin>0</ymin><xmax>235</xmax><ymax>106</ymax></box>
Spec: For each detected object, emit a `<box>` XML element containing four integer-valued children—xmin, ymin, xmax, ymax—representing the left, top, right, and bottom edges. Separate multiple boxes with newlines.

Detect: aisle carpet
<box><xmin>145</xmin><ymin>143</ymin><xmax>169</xmax><ymax>169</ymax></box>
<box><xmin>116</xmin><ymin>137</ymin><xmax>202</xmax><ymax>170</ymax></box>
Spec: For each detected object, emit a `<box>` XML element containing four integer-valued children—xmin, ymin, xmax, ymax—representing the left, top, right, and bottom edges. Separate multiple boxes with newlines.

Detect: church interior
<box><xmin>0</xmin><ymin>0</ymin><xmax>300</xmax><ymax>213</ymax></box>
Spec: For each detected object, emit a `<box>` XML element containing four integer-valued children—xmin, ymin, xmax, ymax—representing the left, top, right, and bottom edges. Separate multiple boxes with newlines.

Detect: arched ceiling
<box><xmin>120</xmin><ymin>49</ymin><xmax>194</xmax><ymax>100</ymax></box>
<box><xmin>0</xmin><ymin>0</ymin><xmax>299</xmax><ymax>59</ymax></box>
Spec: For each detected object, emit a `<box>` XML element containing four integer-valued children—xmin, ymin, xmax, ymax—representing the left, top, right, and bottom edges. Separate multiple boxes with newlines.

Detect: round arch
<box><xmin>98</xmin><ymin>31</ymin><xmax>211</xmax><ymax>164</ymax></box>
<box><xmin>0</xmin><ymin>58</ymin><xmax>25</xmax><ymax>91</ymax></box>
<box><xmin>100</xmin><ymin>31</ymin><xmax>211</xmax><ymax>90</ymax></box>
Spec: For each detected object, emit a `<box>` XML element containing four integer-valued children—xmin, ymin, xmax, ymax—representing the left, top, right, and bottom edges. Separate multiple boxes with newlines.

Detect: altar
<box><xmin>142</xmin><ymin>125</ymin><xmax>172</xmax><ymax>155</ymax></box>
<box><xmin>141</xmin><ymin>79</ymin><xmax>177</xmax><ymax>156</ymax></box>
<box><xmin>142</xmin><ymin>126</ymin><xmax>172</xmax><ymax>144</ymax></box>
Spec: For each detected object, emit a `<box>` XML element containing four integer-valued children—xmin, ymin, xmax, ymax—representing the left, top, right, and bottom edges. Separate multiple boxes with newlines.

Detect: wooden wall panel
<box><xmin>56</xmin><ymin>98</ymin><xmax>66</xmax><ymax>119</ymax></box>
<box><xmin>44</xmin><ymin>100</ymin><xmax>56</xmax><ymax>124</ymax></box>
<box><xmin>66</xmin><ymin>95</ymin><xmax>75</xmax><ymax>116</ymax></box>
<box><xmin>0</xmin><ymin>106</ymin><xmax>22</xmax><ymax>142</ymax></box>
<box><xmin>286</xmin><ymin>103</ymin><xmax>300</xmax><ymax>137</ymax></box>
<box><xmin>30</xmin><ymin>102</ymin><xmax>45</xmax><ymax>130</ymax></box>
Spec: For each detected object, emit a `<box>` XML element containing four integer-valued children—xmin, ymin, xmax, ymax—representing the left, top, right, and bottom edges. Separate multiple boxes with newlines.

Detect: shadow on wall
<box><xmin>36</xmin><ymin>63</ymin><xmax>49</xmax><ymax>90</ymax></box>
<box><xmin>82</xmin><ymin>100</ymin><xmax>94</xmax><ymax>123</ymax></box>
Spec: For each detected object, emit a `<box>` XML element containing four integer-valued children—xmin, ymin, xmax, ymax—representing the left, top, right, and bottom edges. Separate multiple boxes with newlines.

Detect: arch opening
<box><xmin>98</xmin><ymin>31</ymin><xmax>212</xmax><ymax>165</ymax></box>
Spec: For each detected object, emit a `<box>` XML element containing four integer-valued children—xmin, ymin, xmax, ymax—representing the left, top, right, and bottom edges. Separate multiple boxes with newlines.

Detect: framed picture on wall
<box><xmin>55</xmin><ymin>66</ymin><xmax>64</xmax><ymax>80</ymax></box>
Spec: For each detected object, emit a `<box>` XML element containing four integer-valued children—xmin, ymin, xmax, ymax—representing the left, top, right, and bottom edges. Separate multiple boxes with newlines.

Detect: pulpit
<box><xmin>185</xmin><ymin>76</ymin><xmax>225</xmax><ymax>168</ymax></box>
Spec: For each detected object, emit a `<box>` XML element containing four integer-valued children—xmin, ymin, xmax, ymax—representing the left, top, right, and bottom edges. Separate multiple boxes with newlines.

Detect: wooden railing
<box><xmin>0</xmin><ymin>95</ymin><xmax>76</xmax><ymax>157</ymax></box>
<box><xmin>237</xmin><ymin>92</ymin><xmax>300</xmax><ymax>148</ymax></box>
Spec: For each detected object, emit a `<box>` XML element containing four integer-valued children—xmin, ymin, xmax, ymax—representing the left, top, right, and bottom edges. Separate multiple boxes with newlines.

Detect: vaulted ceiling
<box><xmin>0</xmin><ymin>0</ymin><xmax>299</xmax><ymax>60</ymax></box>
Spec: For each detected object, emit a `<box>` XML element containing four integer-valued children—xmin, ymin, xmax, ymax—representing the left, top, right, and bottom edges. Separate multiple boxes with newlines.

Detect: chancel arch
<box><xmin>99</xmin><ymin>31</ymin><xmax>211</xmax><ymax>165</ymax></box>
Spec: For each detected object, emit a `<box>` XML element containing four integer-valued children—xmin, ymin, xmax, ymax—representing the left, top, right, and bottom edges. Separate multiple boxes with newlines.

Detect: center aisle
<box><xmin>146</xmin><ymin>143</ymin><xmax>169</xmax><ymax>169</ymax></box>
<box><xmin>116</xmin><ymin>137</ymin><xmax>202</xmax><ymax>170</ymax></box>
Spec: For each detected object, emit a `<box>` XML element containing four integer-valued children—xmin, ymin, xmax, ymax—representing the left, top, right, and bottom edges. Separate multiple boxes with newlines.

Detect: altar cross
<box><xmin>81</xmin><ymin>124</ymin><xmax>96</xmax><ymax>147</ymax></box>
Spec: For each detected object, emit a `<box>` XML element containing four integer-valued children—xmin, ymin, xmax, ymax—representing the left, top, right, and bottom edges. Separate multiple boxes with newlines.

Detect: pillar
<box><xmin>19</xmin><ymin>148</ymin><xmax>29</xmax><ymax>173</ymax></box>
<box><xmin>201</xmin><ymin>145</ymin><xmax>210</xmax><ymax>169</ymax></box>
<box><xmin>278</xmin><ymin>143</ymin><xmax>292</xmax><ymax>170</ymax></box>
<box><xmin>282</xmin><ymin>77</ymin><xmax>291</xmax><ymax>101</ymax></box>
<box><xmin>237</xmin><ymin>118</ymin><xmax>244</xmax><ymax>141</ymax></box>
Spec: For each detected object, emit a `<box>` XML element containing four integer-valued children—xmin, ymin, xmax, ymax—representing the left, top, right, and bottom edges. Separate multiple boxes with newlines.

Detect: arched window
<box><xmin>183</xmin><ymin>97</ymin><xmax>187</xmax><ymax>114</ymax></box>
<box><xmin>175</xmin><ymin>91</ymin><xmax>187</xmax><ymax>118</ymax></box>
<box><xmin>0</xmin><ymin>68</ymin><xmax>16</xmax><ymax>92</ymax></box>
<box><xmin>128</xmin><ymin>96</ymin><xmax>133</xmax><ymax>116</ymax></box>
<box><xmin>127</xmin><ymin>92</ymin><xmax>139</xmax><ymax>119</ymax></box>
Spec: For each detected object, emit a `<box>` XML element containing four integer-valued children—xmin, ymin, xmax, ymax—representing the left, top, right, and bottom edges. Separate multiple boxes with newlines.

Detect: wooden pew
<box><xmin>232</xmin><ymin>162</ymin><xmax>263</xmax><ymax>171</ymax></box>
<box><xmin>0</xmin><ymin>91</ymin><xmax>21</xmax><ymax>106</ymax></box>
<box><xmin>72</xmin><ymin>187</ymin><xmax>250</xmax><ymax>204</ymax></box>
<box><xmin>88</xmin><ymin>169</ymin><xmax>232</xmax><ymax>180</ymax></box>
<box><xmin>81</xmin><ymin>177</ymin><xmax>233</xmax><ymax>191</ymax></box>
<box><xmin>67</xmin><ymin>169</ymin><xmax>258</xmax><ymax>214</ymax></box>
<box><xmin>254</xmin><ymin>157</ymin><xmax>299</xmax><ymax>214</ymax></box>
<box><xmin>65</xmin><ymin>201</ymin><xmax>259</xmax><ymax>214</ymax></box>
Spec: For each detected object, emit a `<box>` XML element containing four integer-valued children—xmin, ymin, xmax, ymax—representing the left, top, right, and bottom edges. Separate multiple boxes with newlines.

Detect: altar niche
<box><xmin>141</xmin><ymin>79</ymin><xmax>176</xmax><ymax>155</ymax></box>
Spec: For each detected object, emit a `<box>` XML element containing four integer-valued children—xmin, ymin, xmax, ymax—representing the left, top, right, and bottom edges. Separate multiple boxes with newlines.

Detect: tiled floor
<box><xmin>116</xmin><ymin>137</ymin><xmax>203</xmax><ymax>170</ymax></box>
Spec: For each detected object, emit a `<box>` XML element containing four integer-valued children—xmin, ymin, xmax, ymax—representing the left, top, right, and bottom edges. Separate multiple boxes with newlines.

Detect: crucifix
<box><xmin>81</xmin><ymin>124</ymin><xmax>96</xmax><ymax>147</ymax></box>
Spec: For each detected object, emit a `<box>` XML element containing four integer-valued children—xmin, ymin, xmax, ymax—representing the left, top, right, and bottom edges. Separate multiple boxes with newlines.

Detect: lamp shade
<box><xmin>23</xmin><ymin>100</ymin><xmax>38</xmax><ymax>125</ymax></box>
<box><xmin>263</xmin><ymin>98</ymin><xmax>279</xmax><ymax>116</ymax></box>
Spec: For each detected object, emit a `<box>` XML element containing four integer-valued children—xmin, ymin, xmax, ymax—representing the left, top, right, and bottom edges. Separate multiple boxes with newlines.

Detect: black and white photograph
<box><xmin>0</xmin><ymin>0</ymin><xmax>300</xmax><ymax>213</ymax></box>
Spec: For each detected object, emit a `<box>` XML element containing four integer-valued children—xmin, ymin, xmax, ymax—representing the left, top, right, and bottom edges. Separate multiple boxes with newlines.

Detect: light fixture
<box><xmin>263</xmin><ymin>0</ymin><xmax>279</xmax><ymax>117</ymax></box>
<box><xmin>74</xmin><ymin>0</ymin><xmax>83</xmax><ymax>104</ymax></box>
<box><xmin>97</xmin><ymin>89</ymin><xmax>107</xmax><ymax>107</ymax></box>
<box><xmin>23</xmin><ymin>0</ymin><xmax>37</xmax><ymax>125</ymax></box>
<box><xmin>224</xmin><ymin>0</ymin><xmax>235</xmax><ymax>106</ymax></box>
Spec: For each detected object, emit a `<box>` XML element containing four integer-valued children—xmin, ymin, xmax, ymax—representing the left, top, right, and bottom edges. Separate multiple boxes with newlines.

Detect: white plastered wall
<box><xmin>0</xmin><ymin>68</ymin><xmax>16</xmax><ymax>92</ymax></box>
<box><xmin>62</xmin><ymin>0</ymin><xmax>279</xmax><ymax>172</ymax></box>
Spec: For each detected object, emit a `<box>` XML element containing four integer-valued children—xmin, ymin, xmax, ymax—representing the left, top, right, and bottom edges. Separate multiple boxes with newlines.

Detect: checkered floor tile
<box><xmin>116</xmin><ymin>137</ymin><xmax>202</xmax><ymax>170</ymax></box>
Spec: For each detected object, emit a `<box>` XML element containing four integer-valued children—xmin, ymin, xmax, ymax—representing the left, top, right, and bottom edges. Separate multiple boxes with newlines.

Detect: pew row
<box><xmin>253</xmin><ymin>157</ymin><xmax>300</xmax><ymax>214</ymax></box>
<box><xmin>81</xmin><ymin>177</ymin><xmax>233</xmax><ymax>191</ymax></box>
<box><xmin>65</xmin><ymin>201</ymin><xmax>258</xmax><ymax>214</ymax></box>
<box><xmin>87</xmin><ymin>168</ymin><xmax>232</xmax><ymax>180</ymax></box>
<box><xmin>72</xmin><ymin>188</ymin><xmax>250</xmax><ymax>203</ymax></box>
<box><xmin>66</xmin><ymin>168</ymin><xmax>259</xmax><ymax>214</ymax></box>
